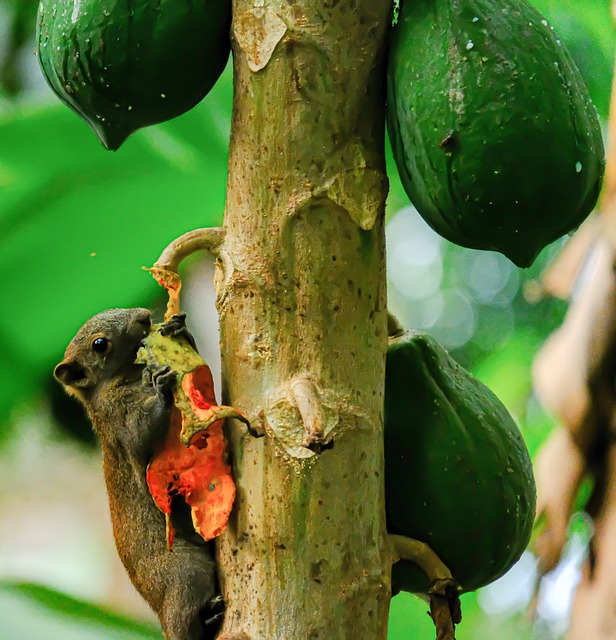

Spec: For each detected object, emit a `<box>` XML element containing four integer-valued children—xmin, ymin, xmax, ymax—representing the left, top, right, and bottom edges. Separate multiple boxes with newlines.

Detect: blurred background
<box><xmin>0</xmin><ymin>0</ymin><xmax>612</xmax><ymax>638</ymax></box>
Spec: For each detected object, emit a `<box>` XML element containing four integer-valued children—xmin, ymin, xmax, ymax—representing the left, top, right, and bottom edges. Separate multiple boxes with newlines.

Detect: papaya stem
<box><xmin>389</xmin><ymin>533</ymin><xmax>462</xmax><ymax>639</ymax></box>
<box><xmin>179</xmin><ymin>407</ymin><xmax>251</xmax><ymax>447</ymax></box>
<box><xmin>387</xmin><ymin>312</ymin><xmax>405</xmax><ymax>339</ymax></box>
<box><xmin>154</xmin><ymin>227</ymin><xmax>226</xmax><ymax>272</ymax></box>
<box><xmin>146</xmin><ymin>227</ymin><xmax>226</xmax><ymax>320</ymax></box>
<box><xmin>389</xmin><ymin>534</ymin><xmax>454</xmax><ymax>583</ymax></box>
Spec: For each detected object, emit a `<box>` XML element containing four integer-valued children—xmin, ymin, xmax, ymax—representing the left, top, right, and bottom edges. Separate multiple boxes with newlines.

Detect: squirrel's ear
<box><xmin>54</xmin><ymin>359</ymin><xmax>90</xmax><ymax>388</ymax></box>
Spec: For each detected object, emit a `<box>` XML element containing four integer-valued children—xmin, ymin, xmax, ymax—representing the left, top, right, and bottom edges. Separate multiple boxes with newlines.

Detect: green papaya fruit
<box><xmin>385</xmin><ymin>330</ymin><xmax>536</xmax><ymax>594</ymax></box>
<box><xmin>387</xmin><ymin>0</ymin><xmax>605</xmax><ymax>268</ymax></box>
<box><xmin>37</xmin><ymin>0</ymin><xmax>230</xmax><ymax>150</ymax></box>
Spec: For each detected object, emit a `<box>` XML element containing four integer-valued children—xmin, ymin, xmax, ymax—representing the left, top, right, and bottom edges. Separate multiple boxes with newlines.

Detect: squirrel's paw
<box><xmin>159</xmin><ymin>313</ymin><xmax>198</xmax><ymax>351</ymax></box>
<box><xmin>151</xmin><ymin>365</ymin><xmax>177</xmax><ymax>397</ymax></box>
<box><xmin>201</xmin><ymin>594</ymin><xmax>225</xmax><ymax>638</ymax></box>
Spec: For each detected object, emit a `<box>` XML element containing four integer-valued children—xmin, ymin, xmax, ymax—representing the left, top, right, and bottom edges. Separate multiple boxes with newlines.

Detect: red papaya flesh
<box><xmin>387</xmin><ymin>0</ymin><xmax>605</xmax><ymax>267</ymax></box>
<box><xmin>385</xmin><ymin>330</ymin><xmax>536</xmax><ymax>594</ymax></box>
<box><xmin>37</xmin><ymin>0</ymin><xmax>230</xmax><ymax>150</ymax></box>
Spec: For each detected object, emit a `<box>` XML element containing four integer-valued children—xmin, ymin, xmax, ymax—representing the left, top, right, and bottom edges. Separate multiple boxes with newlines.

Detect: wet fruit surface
<box><xmin>387</xmin><ymin>0</ymin><xmax>605</xmax><ymax>267</ymax></box>
<box><xmin>37</xmin><ymin>0</ymin><xmax>231</xmax><ymax>150</ymax></box>
<box><xmin>385</xmin><ymin>330</ymin><xmax>536</xmax><ymax>593</ymax></box>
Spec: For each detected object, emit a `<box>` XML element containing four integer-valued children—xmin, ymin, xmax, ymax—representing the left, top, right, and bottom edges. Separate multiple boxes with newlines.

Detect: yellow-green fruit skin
<box><xmin>387</xmin><ymin>0</ymin><xmax>605</xmax><ymax>267</ymax></box>
<box><xmin>37</xmin><ymin>0</ymin><xmax>230</xmax><ymax>150</ymax></box>
<box><xmin>385</xmin><ymin>331</ymin><xmax>536</xmax><ymax>593</ymax></box>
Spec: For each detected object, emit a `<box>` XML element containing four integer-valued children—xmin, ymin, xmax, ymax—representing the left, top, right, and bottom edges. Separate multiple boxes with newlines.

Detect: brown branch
<box><xmin>532</xmin><ymin>428</ymin><xmax>585</xmax><ymax>574</ymax></box>
<box><xmin>146</xmin><ymin>227</ymin><xmax>226</xmax><ymax>320</ymax></box>
<box><xmin>154</xmin><ymin>227</ymin><xmax>226</xmax><ymax>272</ymax></box>
<box><xmin>429</xmin><ymin>580</ymin><xmax>462</xmax><ymax>640</ymax></box>
<box><xmin>429</xmin><ymin>595</ymin><xmax>459</xmax><ymax>640</ymax></box>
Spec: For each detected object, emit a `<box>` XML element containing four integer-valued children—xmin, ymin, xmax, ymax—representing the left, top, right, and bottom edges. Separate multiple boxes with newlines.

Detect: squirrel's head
<box><xmin>54</xmin><ymin>308</ymin><xmax>152</xmax><ymax>402</ymax></box>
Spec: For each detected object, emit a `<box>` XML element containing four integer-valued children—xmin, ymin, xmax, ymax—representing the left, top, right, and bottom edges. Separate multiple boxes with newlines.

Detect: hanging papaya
<box><xmin>37</xmin><ymin>0</ymin><xmax>231</xmax><ymax>150</ymax></box>
<box><xmin>385</xmin><ymin>329</ymin><xmax>536</xmax><ymax>594</ymax></box>
<box><xmin>387</xmin><ymin>0</ymin><xmax>605</xmax><ymax>268</ymax></box>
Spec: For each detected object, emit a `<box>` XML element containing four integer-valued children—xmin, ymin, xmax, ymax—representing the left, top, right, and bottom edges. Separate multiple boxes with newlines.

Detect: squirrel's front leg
<box><xmin>123</xmin><ymin>365</ymin><xmax>176</xmax><ymax>468</ymax></box>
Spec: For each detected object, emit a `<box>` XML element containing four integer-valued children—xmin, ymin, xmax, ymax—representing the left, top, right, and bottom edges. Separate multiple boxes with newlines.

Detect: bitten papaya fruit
<box><xmin>387</xmin><ymin>0</ymin><xmax>605</xmax><ymax>267</ymax></box>
<box><xmin>136</xmin><ymin>320</ymin><xmax>247</xmax><ymax>546</ymax></box>
<box><xmin>37</xmin><ymin>0</ymin><xmax>230</xmax><ymax>150</ymax></box>
<box><xmin>385</xmin><ymin>330</ymin><xmax>536</xmax><ymax>593</ymax></box>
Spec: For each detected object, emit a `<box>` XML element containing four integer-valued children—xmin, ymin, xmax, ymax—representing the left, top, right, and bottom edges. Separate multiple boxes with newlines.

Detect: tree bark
<box><xmin>213</xmin><ymin>0</ymin><xmax>393</xmax><ymax>638</ymax></box>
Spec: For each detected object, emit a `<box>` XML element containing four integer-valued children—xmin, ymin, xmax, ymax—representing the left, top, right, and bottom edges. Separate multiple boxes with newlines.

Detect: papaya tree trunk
<box><xmin>213</xmin><ymin>0</ymin><xmax>393</xmax><ymax>637</ymax></box>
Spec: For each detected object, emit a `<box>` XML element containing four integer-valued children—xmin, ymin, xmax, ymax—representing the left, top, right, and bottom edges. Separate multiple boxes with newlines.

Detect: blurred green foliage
<box><xmin>532</xmin><ymin>0</ymin><xmax>615</xmax><ymax>119</ymax></box>
<box><xmin>0</xmin><ymin>0</ymin><xmax>613</xmax><ymax>638</ymax></box>
<box><xmin>0</xmin><ymin>65</ymin><xmax>232</xmax><ymax>434</ymax></box>
<box><xmin>0</xmin><ymin>580</ymin><xmax>530</xmax><ymax>640</ymax></box>
<box><xmin>0</xmin><ymin>582</ymin><xmax>162</xmax><ymax>640</ymax></box>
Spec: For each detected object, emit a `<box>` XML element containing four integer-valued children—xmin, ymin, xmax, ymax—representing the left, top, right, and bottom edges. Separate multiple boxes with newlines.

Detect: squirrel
<box><xmin>54</xmin><ymin>308</ymin><xmax>223</xmax><ymax>640</ymax></box>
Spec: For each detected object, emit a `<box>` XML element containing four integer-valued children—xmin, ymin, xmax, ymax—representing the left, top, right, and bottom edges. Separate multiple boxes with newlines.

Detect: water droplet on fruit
<box><xmin>541</xmin><ymin>19</ymin><xmax>548</xmax><ymax>26</ymax></box>
<box><xmin>466</xmin><ymin>40</ymin><xmax>474</xmax><ymax>50</ymax></box>
<box><xmin>575</xmin><ymin>161</ymin><xmax>583</xmax><ymax>173</ymax></box>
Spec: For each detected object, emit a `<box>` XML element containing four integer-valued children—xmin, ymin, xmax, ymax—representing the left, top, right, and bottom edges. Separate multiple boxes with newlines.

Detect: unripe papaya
<box><xmin>387</xmin><ymin>0</ymin><xmax>605</xmax><ymax>267</ymax></box>
<box><xmin>37</xmin><ymin>0</ymin><xmax>230</xmax><ymax>150</ymax></box>
<box><xmin>385</xmin><ymin>330</ymin><xmax>536</xmax><ymax>593</ymax></box>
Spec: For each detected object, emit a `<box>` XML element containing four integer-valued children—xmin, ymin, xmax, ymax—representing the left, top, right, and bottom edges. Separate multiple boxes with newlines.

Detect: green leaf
<box><xmin>0</xmin><ymin>582</ymin><xmax>162</xmax><ymax>640</ymax></box>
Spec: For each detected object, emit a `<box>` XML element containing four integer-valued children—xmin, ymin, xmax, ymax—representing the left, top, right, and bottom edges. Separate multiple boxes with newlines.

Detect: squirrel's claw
<box><xmin>152</xmin><ymin>365</ymin><xmax>177</xmax><ymax>398</ymax></box>
<box><xmin>159</xmin><ymin>313</ymin><xmax>198</xmax><ymax>351</ymax></box>
<box><xmin>201</xmin><ymin>594</ymin><xmax>225</xmax><ymax>637</ymax></box>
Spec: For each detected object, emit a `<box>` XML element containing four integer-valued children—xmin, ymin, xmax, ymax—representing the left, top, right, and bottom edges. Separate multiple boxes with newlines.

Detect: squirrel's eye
<box><xmin>91</xmin><ymin>337</ymin><xmax>109</xmax><ymax>353</ymax></box>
